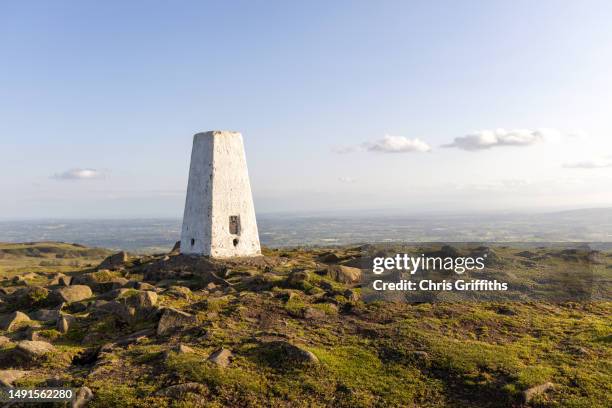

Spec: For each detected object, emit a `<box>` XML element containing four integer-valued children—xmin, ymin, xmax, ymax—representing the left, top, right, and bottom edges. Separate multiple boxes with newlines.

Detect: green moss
<box><xmin>515</xmin><ymin>365</ymin><xmax>556</xmax><ymax>389</ymax></box>
<box><xmin>205</xmin><ymin>297</ymin><xmax>231</xmax><ymax>313</ymax></box>
<box><xmin>284</xmin><ymin>297</ymin><xmax>307</xmax><ymax>317</ymax></box>
<box><xmin>118</xmin><ymin>289</ymin><xmax>141</xmax><ymax>299</ymax></box>
<box><xmin>166</xmin><ymin>353</ymin><xmax>265</xmax><ymax>394</ymax></box>
<box><xmin>90</xmin><ymin>269</ymin><xmax>121</xmax><ymax>282</ymax></box>
<box><xmin>311</xmin><ymin>345</ymin><xmax>444</xmax><ymax>405</ymax></box>
<box><xmin>89</xmin><ymin>381</ymin><xmax>163</xmax><ymax>408</ymax></box>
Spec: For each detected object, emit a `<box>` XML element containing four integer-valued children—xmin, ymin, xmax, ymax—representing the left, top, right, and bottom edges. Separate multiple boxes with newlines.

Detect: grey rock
<box><xmin>165</xmin><ymin>286</ymin><xmax>192</xmax><ymax>299</ymax></box>
<box><xmin>125</xmin><ymin>290</ymin><xmax>158</xmax><ymax>309</ymax></box>
<box><xmin>164</xmin><ymin>344</ymin><xmax>196</xmax><ymax>360</ymax></box>
<box><xmin>30</xmin><ymin>308</ymin><xmax>60</xmax><ymax>322</ymax></box>
<box><xmin>98</xmin><ymin>277</ymin><xmax>130</xmax><ymax>292</ymax></box>
<box><xmin>12</xmin><ymin>276</ymin><xmax>27</xmax><ymax>285</ymax></box>
<box><xmin>412</xmin><ymin>351</ymin><xmax>430</xmax><ymax>360</ymax></box>
<box><xmin>263</xmin><ymin>341</ymin><xmax>319</xmax><ymax>364</ymax></box>
<box><xmin>99</xmin><ymin>288</ymin><xmax>130</xmax><ymax>300</ymax></box>
<box><xmin>287</xmin><ymin>270</ymin><xmax>310</xmax><ymax>286</ymax></box>
<box><xmin>56</xmin><ymin>315</ymin><xmax>71</xmax><ymax>334</ymax></box>
<box><xmin>523</xmin><ymin>382</ymin><xmax>555</xmax><ymax>403</ymax></box>
<box><xmin>207</xmin><ymin>348</ymin><xmax>232</xmax><ymax>367</ymax></box>
<box><xmin>72</xmin><ymin>386</ymin><xmax>94</xmax><ymax>408</ymax></box>
<box><xmin>98</xmin><ymin>251</ymin><xmax>129</xmax><ymax>270</ymax></box>
<box><xmin>317</xmin><ymin>252</ymin><xmax>341</xmax><ymax>264</ymax></box>
<box><xmin>157</xmin><ymin>308</ymin><xmax>197</xmax><ymax>336</ymax></box>
<box><xmin>25</xmin><ymin>328</ymin><xmax>47</xmax><ymax>342</ymax></box>
<box><xmin>15</xmin><ymin>340</ymin><xmax>57</xmax><ymax>360</ymax></box>
<box><xmin>53</xmin><ymin>285</ymin><xmax>92</xmax><ymax>303</ymax></box>
<box><xmin>92</xmin><ymin>300</ymin><xmax>134</xmax><ymax>323</ymax></box>
<box><xmin>327</xmin><ymin>265</ymin><xmax>362</xmax><ymax>284</ymax></box>
<box><xmin>0</xmin><ymin>369</ymin><xmax>29</xmax><ymax>387</ymax></box>
<box><xmin>8</xmin><ymin>286</ymin><xmax>49</xmax><ymax>306</ymax></box>
<box><xmin>0</xmin><ymin>311</ymin><xmax>32</xmax><ymax>332</ymax></box>
<box><xmin>114</xmin><ymin>328</ymin><xmax>154</xmax><ymax>346</ymax></box>
<box><xmin>134</xmin><ymin>282</ymin><xmax>155</xmax><ymax>291</ymax></box>
<box><xmin>49</xmin><ymin>273</ymin><xmax>72</xmax><ymax>286</ymax></box>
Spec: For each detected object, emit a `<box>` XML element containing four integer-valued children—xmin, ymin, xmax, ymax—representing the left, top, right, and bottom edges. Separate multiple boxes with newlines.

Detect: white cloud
<box><xmin>443</xmin><ymin>128</ymin><xmax>559</xmax><ymax>151</ymax></box>
<box><xmin>52</xmin><ymin>168</ymin><xmax>104</xmax><ymax>180</ymax></box>
<box><xmin>332</xmin><ymin>135</ymin><xmax>431</xmax><ymax>154</ymax></box>
<box><xmin>338</xmin><ymin>176</ymin><xmax>356</xmax><ymax>183</ymax></box>
<box><xmin>562</xmin><ymin>159</ymin><xmax>612</xmax><ymax>169</ymax></box>
<box><xmin>364</xmin><ymin>135</ymin><xmax>431</xmax><ymax>153</ymax></box>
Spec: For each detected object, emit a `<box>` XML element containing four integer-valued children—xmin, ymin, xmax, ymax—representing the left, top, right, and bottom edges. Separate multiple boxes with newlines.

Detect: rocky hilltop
<box><xmin>0</xmin><ymin>242</ymin><xmax>610</xmax><ymax>407</ymax></box>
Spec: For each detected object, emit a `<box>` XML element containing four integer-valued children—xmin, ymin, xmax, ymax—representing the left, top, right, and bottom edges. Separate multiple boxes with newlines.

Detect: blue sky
<box><xmin>2</xmin><ymin>1</ymin><xmax>612</xmax><ymax>218</ymax></box>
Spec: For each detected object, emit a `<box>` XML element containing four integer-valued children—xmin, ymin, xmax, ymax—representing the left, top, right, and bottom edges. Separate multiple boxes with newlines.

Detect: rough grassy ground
<box><xmin>0</xmin><ymin>243</ymin><xmax>609</xmax><ymax>407</ymax></box>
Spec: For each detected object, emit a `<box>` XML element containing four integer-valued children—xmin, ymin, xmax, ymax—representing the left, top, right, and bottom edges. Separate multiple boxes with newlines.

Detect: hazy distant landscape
<box><xmin>1</xmin><ymin>208</ymin><xmax>611</xmax><ymax>253</ymax></box>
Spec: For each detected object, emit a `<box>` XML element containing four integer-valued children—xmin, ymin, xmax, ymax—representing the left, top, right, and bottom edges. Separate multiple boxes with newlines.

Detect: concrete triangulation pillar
<box><xmin>180</xmin><ymin>130</ymin><xmax>261</xmax><ymax>258</ymax></box>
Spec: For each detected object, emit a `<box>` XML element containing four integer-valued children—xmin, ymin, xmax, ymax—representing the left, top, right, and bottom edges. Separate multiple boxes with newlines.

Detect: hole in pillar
<box><xmin>233</xmin><ymin>238</ymin><xmax>239</xmax><ymax>247</ymax></box>
<box><xmin>190</xmin><ymin>238</ymin><xmax>195</xmax><ymax>246</ymax></box>
<box><xmin>229</xmin><ymin>215</ymin><xmax>241</xmax><ymax>235</ymax></box>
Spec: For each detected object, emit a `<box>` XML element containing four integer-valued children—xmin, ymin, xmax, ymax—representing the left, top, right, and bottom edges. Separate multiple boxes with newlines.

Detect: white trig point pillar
<box><xmin>180</xmin><ymin>131</ymin><xmax>261</xmax><ymax>258</ymax></box>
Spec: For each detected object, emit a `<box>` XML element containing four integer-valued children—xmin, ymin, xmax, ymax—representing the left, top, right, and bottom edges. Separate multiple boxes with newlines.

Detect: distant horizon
<box><xmin>1</xmin><ymin>205</ymin><xmax>611</xmax><ymax>222</ymax></box>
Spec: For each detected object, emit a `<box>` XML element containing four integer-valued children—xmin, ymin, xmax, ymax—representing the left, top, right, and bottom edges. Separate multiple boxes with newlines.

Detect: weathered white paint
<box><xmin>180</xmin><ymin>131</ymin><xmax>261</xmax><ymax>257</ymax></box>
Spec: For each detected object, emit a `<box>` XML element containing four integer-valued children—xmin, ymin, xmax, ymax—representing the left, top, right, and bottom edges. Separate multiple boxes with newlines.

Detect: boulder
<box><xmin>287</xmin><ymin>270</ymin><xmax>310</xmax><ymax>286</ymax></box>
<box><xmin>411</xmin><ymin>350</ymin><xmax>430</xmax><ymax>360</ymax></box>
<box><xmin>49</xmin><ymin>273</ymin><xmax>71</xmax><ymax>286</ymax></box>
<box><xmin>12</xmin><ymin>276</ymin><xmax>27</xmax><ymax>285</ymax></box>
<box><xmin>327</xmin><ymin>265</ymin><xmax>362</xmax><ymax>284</ymax></box>
<box><xmin>0</xmin><ymin>311</ymin><xmax>32</xmax><ymax>332</ymax></box>
<box><xmin>157</xmin><ymin>308</ymin><xmax>197</xmax><ymax>336</ymax></box>
<box><xmin>174</xmin><ymin>344</ymin><xmax>195</xmax><ymax>354</ymax></box>
<box><xmin>56</xmin><ymin>315</ymin><xmax>72</xmax><ymax>334</ymax></box>
<box><xmin>207</xmin><ymin>348</ymin><xmax>232</xmax><ymax>368</ymax></box>
<box><xmin>72</xmin><ymin>386</ymin><xmax>94</xmax><ymax>408</ymax></box>
<box><xmin>25</xmin><ymin>328</ymin><xmax>49</xmax><ymax>342</ymax></box>
<box><xmin>97</xmin><ymin>277</ymin><xmax>130</xmax><ymax>292</ymax></box>
<box><xmin>8</xmin><ymin>286</ymin><xmax>49</xmax><ymax>307</ymax></box>
<box><xmin>15</xmin><ymin>340</ymin><xmax>57</xmax><ymax>360</ymax></box>
<box><xmin>98</xmin><ymin>251</ymin><xmax>129</xmax><ymax>270</ymax></box>
<box><xmin>262</xmin><ymin>341</ymin><xmax>318</xmax><ymax>365</ymax></box>
<box><xmin>134</xmin><ymin>282</ymin><xmax>155</xmax><ymax>291</ymax></box>
<box><xmin>72</xmin><ymin>272</ymin><xmax>126</xmax><ymax>292</ymax></box>
<box><xmin>0</xmin><ymin>369</ymin><xmax>28</xmax><ymax>387</ymax></box>
<box><xmin>22</xmin><ymin>272</ymin><xmax>40</xmax><ymax>281</ymax></box>
<box><xmin>124</xmin><ymin>290</ymin><xmax>158</xmax><ymax>309</ymax></box>
<box><xmin>523</xmin><ymin>382</ymin><xmax>555</xmax><ymax>403</ymax></box>
<box><xmin>114</xmin><ymin>328</ymin><xmax>154</xmax><ymax>346</ymax></box>
<box><xmin>92</xmin><ymin>300</ymin><xmax>135</xmax><ymax>323</ymax></box>
<box><xmin>317</xmin><ymin>252</ymin><xmax>341</xmax><ymax>264</ymax></box>
<box><xmin>165</xmin><ymin>286</ymin><xmax>192</xmax><ymax>299</ymax></box>
<box><xmin>99</xmin><ymin>288</ymin><xmax>130</xmax><ymax>300</ymax></box>
<box><xmin>30</xmin><ymin>308</ymin><xmax>61</xmax><ymax>322</ymax></box>
<box><xmin>53</xmin><ymin>285</ymin><xmax>92</xmax><ymax>303</ymax></box>
<box><xmin>165</xmin><ymin>344</ymin><xmax>196</xmax><ymax>360</ymax></box>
